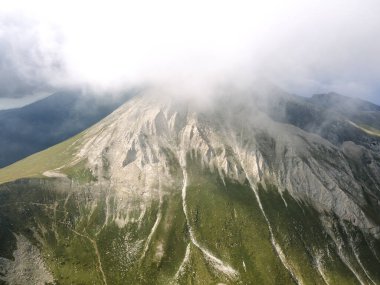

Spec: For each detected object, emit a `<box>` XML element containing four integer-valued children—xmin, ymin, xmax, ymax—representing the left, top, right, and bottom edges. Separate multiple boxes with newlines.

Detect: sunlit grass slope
<box><xmin>0</xmin><ymin>132</ymin><xmax>84</xmax><ymax>185</ymax></box>
<box><xmin>348</xmin><ymin>120</ymin><xmax>380</xmax><ymax>137</ymax></box>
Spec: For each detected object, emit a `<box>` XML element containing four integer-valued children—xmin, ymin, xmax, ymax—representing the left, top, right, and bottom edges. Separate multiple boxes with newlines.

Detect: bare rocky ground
<box><xmin>0</xmin><ymin>234</ymin><xmax>53</xmax><ymax>285</ymax></box>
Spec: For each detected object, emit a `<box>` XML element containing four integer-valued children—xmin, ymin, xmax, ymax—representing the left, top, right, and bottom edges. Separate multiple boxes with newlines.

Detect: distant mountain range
<box><xmin>0</xmin><ymin>90</ymin><xmax>136</xmax><ymax>168</ymax></box>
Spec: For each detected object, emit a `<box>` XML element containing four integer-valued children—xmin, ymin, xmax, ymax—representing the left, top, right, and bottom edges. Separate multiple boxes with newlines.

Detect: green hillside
<box><xmin>0</xmin><ymin>133</ymin><xmax>84</xmax><ymax>185</ymax></box>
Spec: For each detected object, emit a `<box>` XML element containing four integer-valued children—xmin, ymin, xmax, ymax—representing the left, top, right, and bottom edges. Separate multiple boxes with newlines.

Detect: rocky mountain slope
<box><xmin>0</xmin><ymin>89</ymin><xmax>379</xmax><ymax>284</ymax></box>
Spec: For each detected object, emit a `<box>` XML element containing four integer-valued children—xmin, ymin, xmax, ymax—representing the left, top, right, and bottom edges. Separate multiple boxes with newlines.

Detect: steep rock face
<box><xmin>0</xmin><ymin>90</ymin><xmax>379</xmax><ymax>284</ymax></box>
<box><xmin>74</xmin><ymin>93</ymin><xmax>378</xmax><ymax>233</ymax></box>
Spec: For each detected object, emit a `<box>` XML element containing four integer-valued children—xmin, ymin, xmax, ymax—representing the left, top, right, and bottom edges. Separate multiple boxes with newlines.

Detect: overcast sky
<box><xmin>1</xmin><ymin>0</ymin><xmax>380</xmax><ymax>105</ymax></box>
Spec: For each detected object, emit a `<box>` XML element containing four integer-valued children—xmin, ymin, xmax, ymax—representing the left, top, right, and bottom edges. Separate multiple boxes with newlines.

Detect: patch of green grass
<box><xmin>258</xmin><ymin>183</ymin><xmax>378</xmax><ymax>285</ymax></box>
<box><xmin>62</xmin><ymin>159</ymin><xmax>97</xmax><ymax>184</ymax></box>
<box><xmin>0</xmin><ymin>180</ymin><xmax>103</xmax><ymax>284</ymax></box>
<box><xmin>180</xmin><ymin>244</ymin><xmax>222</xmax><ymax>285</ymax></box>
<box><xmin>259</xmin><ymin>184</ymin><xmax>333</xmax><ymax>284</ymax></box>
<box><xmin>185</xmin><ymin>153</ymin><xmax>294</xmax><ymax>284</ymax></box>
<box><xmin>47</xmin><ymin>234</ymin><xmax>103</xmax><ymax>284</ymax></box>
<box><xmin>357</xmin><ymin>123</ymin><xmax>380</xmax><ymax>137</ymax></box>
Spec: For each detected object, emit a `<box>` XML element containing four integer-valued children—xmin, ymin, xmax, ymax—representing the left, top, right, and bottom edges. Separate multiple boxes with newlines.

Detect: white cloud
<box><xmin>1</xmin><ymin>0</ymin><xmax>380</xmax><ymax>101</ymax></box>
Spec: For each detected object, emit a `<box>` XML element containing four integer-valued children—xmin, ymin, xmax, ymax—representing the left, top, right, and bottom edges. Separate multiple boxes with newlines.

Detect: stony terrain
<box><xmin>0</xmin><ymin>234</ymin><xmax>53</xmax><ymax>285</ymax></box>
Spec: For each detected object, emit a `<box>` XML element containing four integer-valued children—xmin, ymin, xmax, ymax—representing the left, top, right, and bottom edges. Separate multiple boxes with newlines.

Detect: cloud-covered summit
<box><xmin>1</xmin><ymin>0</ymin><xmax>380</xmax><ymax>103</ymax></box>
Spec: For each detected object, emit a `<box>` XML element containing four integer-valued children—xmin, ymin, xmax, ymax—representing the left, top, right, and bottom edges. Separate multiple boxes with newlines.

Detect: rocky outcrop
<box><xmin>0</xmin><ymin>234</ymin><xmax>54</xmax><ymax>285</ymax></box>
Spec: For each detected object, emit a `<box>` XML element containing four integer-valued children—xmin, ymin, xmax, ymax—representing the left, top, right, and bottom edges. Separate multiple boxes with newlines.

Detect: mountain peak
<box><xmin>1</xmin><ymin>91</ymin><xmax>380</xmax><ymax>284</ymax></box>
